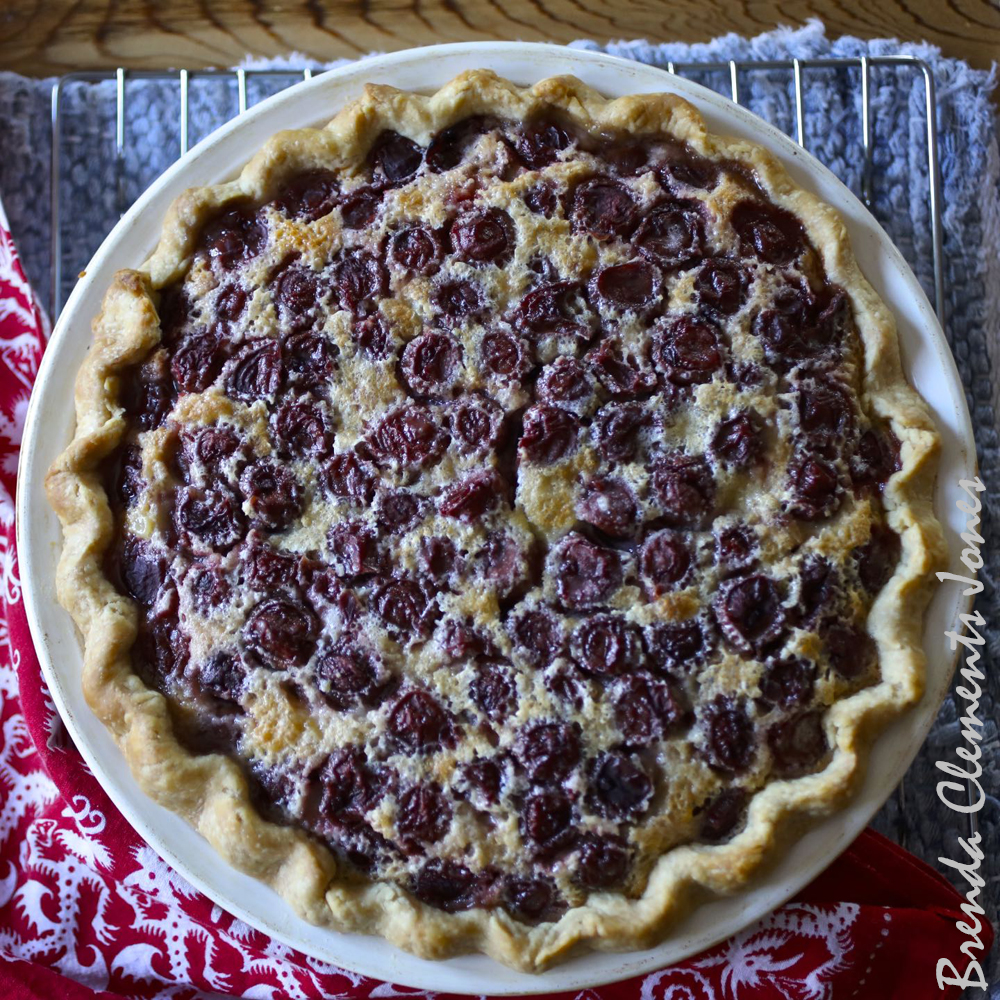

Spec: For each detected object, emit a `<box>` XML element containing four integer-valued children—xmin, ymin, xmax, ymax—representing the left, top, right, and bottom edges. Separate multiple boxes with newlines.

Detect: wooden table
<box><xmin>0</xmin><ymin>0</ymin><xmax>997</xmax><ymax>76</ymax></box>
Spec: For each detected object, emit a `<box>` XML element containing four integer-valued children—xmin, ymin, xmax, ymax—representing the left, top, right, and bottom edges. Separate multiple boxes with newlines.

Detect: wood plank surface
<box><xmin>0</xmin><ymin>0</ymin><xmax>996</xmax><ymax>77</ymax></box>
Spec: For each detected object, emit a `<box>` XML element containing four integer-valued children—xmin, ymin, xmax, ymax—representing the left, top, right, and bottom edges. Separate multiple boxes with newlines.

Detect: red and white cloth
<box><xmin>0</xmin><ymin>200</ymin><xmax>988</xmax><ymax>999</ymax></box>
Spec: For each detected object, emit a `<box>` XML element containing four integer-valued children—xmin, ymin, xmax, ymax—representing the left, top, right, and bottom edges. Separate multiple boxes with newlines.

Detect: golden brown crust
<box><xmin>46</xmin><ymin>69</ymin><xmax>945</xmax><ymax>971</ymax></box>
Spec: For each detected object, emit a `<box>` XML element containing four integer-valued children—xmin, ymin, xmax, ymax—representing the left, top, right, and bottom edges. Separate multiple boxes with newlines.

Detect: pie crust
<box><xmin>45</xmin><ymin>70</ymin><xmax>945</xmax><ymax>971</ymax></box>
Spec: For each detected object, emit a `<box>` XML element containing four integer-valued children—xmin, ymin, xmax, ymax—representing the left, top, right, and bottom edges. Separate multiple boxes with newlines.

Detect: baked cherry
<box><xmin>397</xmin><ymin>783</ymin><xmax>451</xmax><ymax>848</ymax></box>
<box><xmin>571</xmin><ymin>614</ymin><xmax>643</xmax><ymax>677</ymax></box>
<box><xmin>476</xmin><ymin>531</ymin><xmax>531</xmax><ymax>597</ymax></box>
<box><xmin>523</xmin><ymin>182</ymin><xmax>558</xmax><ymax>217</ymax></box>
<box><xmin>315</xmin><ymin>644</ymin><xmax>389</xmax><ymax>709</ymax></box>
<box><xmin>426</xmin><ymin>116</ymin><xmax>498</xmax><ymax>172</ymax></box>
<box><xmin>711</xmin><ymin>410</ymin><xmax>764</xmax><ymax>469</ymax></box>
<box><xmin>698</xmin><ymin>787</ymin><xmax>748</xmax><ymax>842</ymax></box>
<box><xmin>700</xmin><ymin>695</ymin><xmax>756</xmax><ymax>773</ymax></box>
<box><xmin>645</xmin><ymin>619</ymin><xmax>711</xmax><ymax>675</ymax></box>
<box><xmin>571</xmin><ymin>178</ymin><xmax>639</xmax><ymax>240</ymax></box>
<box><xmin>401</xmin><ymin>330</ymin><xmax>463</xmax><ymax>396</ymax></box>
<box><xmin>224</xmin><ymin>339</ymin><xmax>282</xmax><ymax>403</ymax></box>
<box><xmin>551</xmin><ymin>533</ymin><xmax>622</xmax><ymax>610</ymax></box>
<box><xmin>507</xmin><ymin>606</ymin><xmax>564</xmax><ymax>667</ymax></box>
<box><xmin>470</xmin><ymin>661</ymin><xmax>518</xmax><ymax>721</ymax></box>
<box><xmin>272</xmin><ymin>399</ymin><xmax>331</xmax><ymax>459</ymax></box>
<box><xmin>375</xmin><ymin>491</ymin><xmax>425</xmax><ymax>534</ymax></box>
<box><xmin>374</xmin><ymin>577</ymin><xmax>438</xmax><ymax>638</ymax></box>
<box><xmin>240</xmin><ymin>535</ymin><xmax>298</xmax><ymax>593</ymax></box>
<box><xmin>509</xmin><ymin>281</ymin><xmax>592</xmax><ymax>343</ymax></box>
<box><xmin>614</xmin><ymin>674</ymin><xmax>685</xmax><ymax>744</ymax></box>
<box><xmin>112</xmin><ymin>445</ymin><xmax>144</xmax><ymax>509</ymax></box>
<box><xmin>200</xmin><ymin>205</ymin><xmax>266</xmax><ymax>270</ymax></box>
<box><xmin>284</xmin><ymin>331</ymin><xmax>338</xmax><ymax>391</ymax></box>
<box><xmin>516</xmin><ymin>118</ymin><xmax>572</xmax><ymax>168</ymax></box>
<box><xmin>122</xmin><ymin>359</ymin><xmax>171</xmax><ymax>433</ymax></box>
<box><xmin>367</xmin><ymin>406</ymin><xmax>448</xmax><ymax>470</ymax></box>
<box><xmin>786</xmin><ymin>453</ymin><xmax>843</xmax><ymax>521</ymax></box>
<box><xmin>439</xmin><ymin>469</ymin><xmax>505</xmax><ymax>523</ymax></box>
<box><xmin>273</xmin><ymin>261</ymin><xmax>320</xmax><ymax>328</ymax></box>
<box><xmin>327</xmin><ymin>521</ymin><xmax>381</xmax><ymax>578</ymax></box>
<box><xmin>481</xmin><ymin>327</ymin><xmax>531</xmax><ymax>382</ymax></box>
<box><xmin>333</xmin><ymin>248</ymin><xmax>387</xmax><ymax>316</ymax></box>
<box><xmin>586</xmin><ymin>753</ymin><xmax>652</xmax><ymax>820</ymax></box>
<box><xmin>171</xmin><ymin>330</ymin><xmax>226</xmax><ymax>393</ymax></box>
<box><xmin>768</xmin><ymin>710</ymin><xmax>828</xmax><ymax>777</ymax></box>
<box><xmin>239</xmin><ymin>460</ymin><xmax>302</xmax><ymax>532</ymax></box>
<box><xmin>850</xmin><ymin>427</ymin><xmax>901</xmax><ymax>493</ymax></box>
<box><xmin>694</xmin><ymin>257</ymin><xmax>752</xmax><ymax>316</ymax></box>
<box><xmin>639</xmin><ymin>529</ymin><xmax>692</xmax><ymax>597</ymax></box>
<box><xmin>520</xmin><ymin>404</ymin><xmax>580</xmax><ymax>464</ymax></box>
<box><xmin>587</xmin><ymin>338</ymin><xmax>658</xmax><ymax>399</ymax></box>
<box><xmin>714</xmin><ymin>574</ymin><xmax>786</xmax><ymax>652</ymax></box>
<box><xmin>795</xmin><ymin>382</ymin><xmax>854</xmax><ymax>440</ymax></box>
<box><xmin>368</xmin><ymin>130</ymin><xmax>424</xmax><ymax>185</ymax></box>
<box><xmin>418</xmin><ymin>535</ymin><xmax>460</xmax><ymax>586</ymax></box>
<box><xmin>117</xmin><ymin>537</ymin><xmax>167</xmax><ymax>607</ymax></box>
<box><xmin>339</xmin><ymin>185</ymin><xmax>384</xmax><ymax>229</ymax></box>
<box><xmin>174</xmin><ymin>485</ymin><xmax>245</xmax><ymax>552</ymax></box>
<box><xmin>758</xmin><ymin>656</ymin><xmax>816</xmax><ymax>709</ymax></box>
<box><xmin>461</xmin><ymin>758</ymin><xmax>502</xmax><ymax>805</ymax></box>
<box><xmin>387</xmin><ymin>689</ymin><xmax>453</xmax><ymax>752</ymax></box>
<box><xmin>715</xmin><ymin>524</ymin><xmax>758</xmax><ymax>576</ymax></box>
<box><xmin>577</xmin><ymin>476</ymin><xmax>639</xmax><ymax>539</ymax></box>
<box><xmin>389</xmin><ymin>226</ymin><xmax>445</xmax><ymax>275</ymax></box>
<box><xmin>520</xmin><ymin>789</ymin><xmax>575</xmax><ymax>856</ymax></box>
<box><xmin>796</xmin><ymin>556</ymin><xmax>839</xmax><ymax>627</ymax></box>
<box><xmin>633</xmin><ymin>200</ymin><xmax>705</xmax><ymax>269</ymax></box>
<box><xmin>574</xmin><ymin>834</ymin><xmax>630</xmax><ymax>889</ymax></box>
<box><xmin>135</xmin><ymin>615</ymin><xmax>190</xmax><ymax>690</ymax></box>
<box><xmin>451</xmin><ymin>208</ymin><xmax>515</xmax><ymax>267</ymax></box>
<box><xmin>318</xmin><ymin>746</ymin><xmax>388</xmax><ymax>820</ymax></box>
<box><xmin>651</xmin><ymin>315</ymin><xmax>723</xmax><ymax>387</ymax></box>
<box><xmin>658</xmin><ymin>145</ymin><xmax>719</xmax><ymax>191</ymax></box>
<box><xmin>323</xmin><ymin>452</ymin><xmax>378</xmax><ymax>505</ymax></box>
<box><xmin>195</xmin><ymin>651</ymin><xmax>246</xmax><ymax>704</ymax></box>
<box><xmin>351</xmin><ymin>315</ymin><xmax>394</xmax><ymax>361</ymax></box>
<box><xmin>431</xmin><ymin>278</ymin><xmax>488</xmax><ymax>323</ymax></box>
<box><xmin>503</xmin><ymin>877</ymin><xmax>562</xmax><ymax>924</ymax></box>
<box><xmin>731</xmin><ymin>200</ymin><xmax>805</xmax><ymax>265</ymax></box>
<box><xmin>187</xmin><ymin>560</ymin><xmax>232</xmax><ymax>612</ymax></box>
<box><xmin>592</xmin><ymin>402</ymin><xmax>647</xmax><ymax>463</ymax></box>
<box><xmin>243</xmin><ymin>598</ymin><xmax>318</xmax><ymax>669</ymax></box>
<box><xmin>589</xmin><ymin>260</ymin><xmax>662</xmax><ymax>314</ymax></box>
<box><xmin>822</xmin><ymin>619</ymin><xmax>876</xmax><ymax>679</ymax></box>
<box><xmin>649</xmin><ymin>453</ymin><xmax>715</xmax><ymax>527</ymax></box>
<box><xmin>854</xmin><ymin>523</ymin><xmax>901</xmax><ymax>594</ymax></box>
<box><xmin>537</xmin><ymin>356</ymin><xmax>594</xmax><ymax>413</ymax></box>
<box><xmin>411</xmin><ymin>860</ymin><xmax>490</xmax><ymax>912</ymax></box>
<box><xmin>178</xmin><ymin>424</ymin><xmax>242</xmax><ymax>479</ymax></box>
<box><xmin>446</xmin><ymin>394</ymin><xmax>504</xmax><ymax>456</ymax></box>
<box><xmin>275</xmin><ymin>169</ymin><xmax>340</xmax><ymax>222</ymax></box>
<box><xmin>516</xmin><ymin>721</ymin><xmax>580</xmax><ymax>785</ymax></box>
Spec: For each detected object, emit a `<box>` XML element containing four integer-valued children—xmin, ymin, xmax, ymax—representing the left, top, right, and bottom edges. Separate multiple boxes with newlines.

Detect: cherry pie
<box><xmin>47</xmin><ymin>71</ymin><xmax>944</xmax><ymax>970</ymax></box>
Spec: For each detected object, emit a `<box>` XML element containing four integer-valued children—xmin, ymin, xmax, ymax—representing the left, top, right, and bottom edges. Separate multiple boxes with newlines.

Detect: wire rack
<box><xmin>49</xmin><ymin>56</ymin><xmax>945</xmax><ymax>325</ymax></box>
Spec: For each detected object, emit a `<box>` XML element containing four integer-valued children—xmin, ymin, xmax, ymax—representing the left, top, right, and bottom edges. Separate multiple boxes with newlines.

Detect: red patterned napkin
<box><xmin>0</xmin><ymin>202</ymin><xmax>988</xmax><ymax>1000</ymax></box>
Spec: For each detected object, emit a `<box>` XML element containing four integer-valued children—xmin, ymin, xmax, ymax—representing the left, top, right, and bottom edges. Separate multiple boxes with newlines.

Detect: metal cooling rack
<box><xmin>46</xmin><ymin>55</ymin><xmax>960</xmax><ymax>850</ymax></box>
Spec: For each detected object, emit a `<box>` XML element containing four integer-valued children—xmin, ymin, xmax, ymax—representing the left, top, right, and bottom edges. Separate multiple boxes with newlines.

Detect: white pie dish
<box><xmin>17</xmin><ymin>41</ymin><xmax>975</xmax><ymax>994</ymax></box>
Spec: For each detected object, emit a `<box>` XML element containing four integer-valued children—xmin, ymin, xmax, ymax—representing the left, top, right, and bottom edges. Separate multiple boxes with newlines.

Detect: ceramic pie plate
<box><xmin>17</xmin><ymin>42</ymin><xmax>975</xmax><ymax>994</ymax></box>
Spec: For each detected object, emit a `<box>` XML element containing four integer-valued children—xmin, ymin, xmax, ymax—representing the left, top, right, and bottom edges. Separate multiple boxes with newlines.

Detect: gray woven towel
<box><xmin>0</xmin><ymin>18</ymin><xmax>996</xmax><ymax>987</ymax></box>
